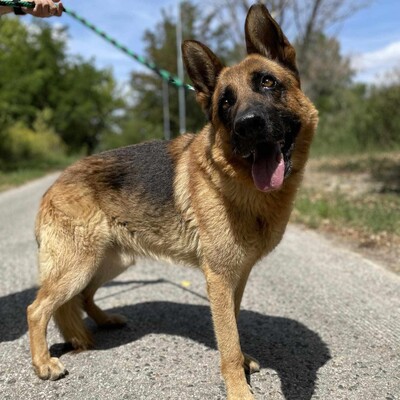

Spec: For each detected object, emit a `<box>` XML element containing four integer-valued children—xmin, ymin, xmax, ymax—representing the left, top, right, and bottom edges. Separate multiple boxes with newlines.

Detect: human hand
<box><xmin>24</xmin><ymin>0</ymin><xmax>63</xmax><ymax>17</ymax></box>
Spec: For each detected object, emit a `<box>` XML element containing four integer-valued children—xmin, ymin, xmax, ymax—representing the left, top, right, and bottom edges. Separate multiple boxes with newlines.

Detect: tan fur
<box><xmin>27</xmin><ymin>5</ymin><xmax>317</xmax><ymax>399</ymax></box>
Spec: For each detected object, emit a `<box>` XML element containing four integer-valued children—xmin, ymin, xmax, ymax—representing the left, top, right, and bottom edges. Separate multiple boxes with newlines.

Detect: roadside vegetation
<box><xmin>292</xmin><ymin>153</ymin><xmax>400</xmax><ymax>273</ymax></box>
<box><xmin>0</xmin><ymin>17</ymin><xmax>123</xmax><ymax>186</ymax></box>
<box><xmin>295</xmin><ymin>153</ymin><xmax>400</xmax><ymax>235</ymax></box>
<box><xmin>0</xmin><ymin>1</ymin><xmax>399</xmax><ymax>269</ymax></box>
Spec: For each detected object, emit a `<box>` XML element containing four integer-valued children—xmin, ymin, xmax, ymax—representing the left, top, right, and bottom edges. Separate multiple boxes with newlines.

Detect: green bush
<box><xmin>0</xmin><ymin>110</ymin><xmax>65</xmax><ymax>169</ymax></box>
<box><xmin>100</xmin><ymin>114</ymin><xmax>164</xmax><ymax>151</ymax></box>
<box><xmin>312</xmin><ymin>79</ymin><xmax>400</xmax><ymax>156</ymax></box>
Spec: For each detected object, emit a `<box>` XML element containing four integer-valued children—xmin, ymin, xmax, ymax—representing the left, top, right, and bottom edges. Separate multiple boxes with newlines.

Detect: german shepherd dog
<box><xmin>27</xmin><ymin>4</ymin><xmax>317</xmax><ymax>399</ymax></box>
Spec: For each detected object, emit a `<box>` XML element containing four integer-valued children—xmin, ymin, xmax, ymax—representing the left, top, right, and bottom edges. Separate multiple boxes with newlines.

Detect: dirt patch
<box><xmin>296</xmin><ymin>153</ymin><xmax>400</xmax><ymax>275</ymax></box>
<box><xmin>304</xmin><ymin>152</ymin><xmax>400</xmax><ymax>196</ymax></box>
<box><xmin>303</xmin><ymin>222</ymin><xmax>400</xmax><ymax>275</ymax></box>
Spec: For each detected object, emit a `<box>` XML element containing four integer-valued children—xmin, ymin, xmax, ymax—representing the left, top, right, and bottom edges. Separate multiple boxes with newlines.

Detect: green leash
<box><xmin>0</xmin><ymin>0</ymin><xmax>195</xmax><ymax>91</ymax></box>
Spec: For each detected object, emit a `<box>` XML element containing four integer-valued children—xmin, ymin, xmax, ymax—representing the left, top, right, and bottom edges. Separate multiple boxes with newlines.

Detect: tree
<box><xmin>359</xmin><ymin>74</ymin><xmax>400</xmax><ymax>149</ymax></box>
<box><xmin>0</xmin><ymin>18</ymin><xmax>48</xmax><ymax>126</ymax></box>
<box><xmin>209</xmin><ymin>0</ymin><xmax>291</xmax><ymax>61</ymax></box>
<box><xmin>209</xmin><ymin>0</ymin><xmax>371</xmax><ymax>59</ymax></box>
<box><xmin>115</xmin><ymin>0</ymin><xmax>234</xmax><ymax>145</ymax></box>
<box><xmin>52</xmin><ymin>59</ymin><xmax>123</xmax><ymax>154</ymax></box>
<box><xmin>207</xmin><ymin>0</ymin><xmax>370</xmax><ymax>101</ymax></box>
<box><xmin>0</xmin><ymin>17</ymin><xmax>123</xmax><ymax>158</ymax></box>
<box><xmin>296</xmin><ymin>32</ymin><xmax>353</xmax><ymax>104</ymax></box>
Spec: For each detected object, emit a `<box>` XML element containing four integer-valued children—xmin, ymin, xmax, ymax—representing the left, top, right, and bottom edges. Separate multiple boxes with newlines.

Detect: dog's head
<box><xmin>183</xmin><ymin>4</ymin><xmax>317</xmax><ymax>192</ymax></box>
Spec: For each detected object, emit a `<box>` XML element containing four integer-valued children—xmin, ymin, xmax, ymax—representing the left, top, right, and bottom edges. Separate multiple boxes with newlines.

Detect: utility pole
<box><xmin>176</xmin><ymin>1</ymin><xmax>186</xmax><ymax>134</ymax></box>
<box><xmin>162</xmin><ymin>80</ymin><xmax>171</xmax><ymax>140</ymax></box>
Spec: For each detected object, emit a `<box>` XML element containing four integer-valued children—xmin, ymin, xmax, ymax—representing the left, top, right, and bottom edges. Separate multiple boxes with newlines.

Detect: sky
<box><xmin>25</xmin><ymin>0</ymin><xmax>400</xmax><ymax>85</ymax></box>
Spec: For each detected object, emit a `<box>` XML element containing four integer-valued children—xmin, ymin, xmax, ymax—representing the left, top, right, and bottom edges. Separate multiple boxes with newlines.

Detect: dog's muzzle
<box><xmin>234</xmin><ymin>111</ymin><xmax>266</xmax><ymax>141</ymax></box>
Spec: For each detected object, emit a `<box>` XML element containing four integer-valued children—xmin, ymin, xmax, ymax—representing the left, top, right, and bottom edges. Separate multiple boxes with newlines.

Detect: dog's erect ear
<box><xmin>182</xmin><ymin>40</ymin><xmax>224</xmax><ymax>115</ymax></box>
<box><xmin>245</xmin><ymin>4</ymin><xmax>299</xmax><ymax>78</ymax></box>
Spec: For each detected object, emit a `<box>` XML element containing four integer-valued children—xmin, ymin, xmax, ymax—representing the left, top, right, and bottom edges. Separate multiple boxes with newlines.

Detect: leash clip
<box><xmin>13</xmin><ymin>0</ymin><xmax>26</xmax><ymax>14</ymax></box>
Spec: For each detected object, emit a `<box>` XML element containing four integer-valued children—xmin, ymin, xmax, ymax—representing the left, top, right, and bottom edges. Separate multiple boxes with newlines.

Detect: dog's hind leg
<box><xmin>82</xmin><ymin>249</ymin><xmax>134</xmax><ymax>328</ymax></box>
<box><xmin>27</xmin><ymin>225</ymin><xmax>105</xmax><ymax>380</ymax></box>
<box><xmin>53</xmin><ymin>293</ymin><xmax>93</xmax><ymax>351</ymax></box>
<box><xmin>27</xmin><ymin>285</ymin><xmax>69</xmax><ymax>381</ymax></box>
<box><xmin>82</xmin><ymin>249</ymin><xmax>132</xmax><ymax>328</ymax></box>
<box><xmin>83</xmin><ymin>288</ymin><xmax>128</xmax><ymax>328</ymax></box>
<box><xmin>27</xmin><ymin>264</ymin><xmax>97</xmax><ymax>380</ymax></box>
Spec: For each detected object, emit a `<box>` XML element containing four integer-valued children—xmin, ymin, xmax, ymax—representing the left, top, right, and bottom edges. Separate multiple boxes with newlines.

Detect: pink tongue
<box><xmin>251</xmin><ymin>145</ymin><xmax>285</xmax><ymax>192</ymax></box>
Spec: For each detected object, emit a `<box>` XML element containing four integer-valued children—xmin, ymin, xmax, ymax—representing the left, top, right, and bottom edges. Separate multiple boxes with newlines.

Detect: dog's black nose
<box><xmin>234</xmin><ymin>112</ymin><xmax>266</xmax><ymax>138</ymax></box>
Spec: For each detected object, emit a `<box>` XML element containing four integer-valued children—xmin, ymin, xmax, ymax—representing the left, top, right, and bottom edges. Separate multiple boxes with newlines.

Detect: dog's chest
<box><xmin>234</xmin><ymin>192</ymin><xmax>294</xmax><ymax>256</ymax></box>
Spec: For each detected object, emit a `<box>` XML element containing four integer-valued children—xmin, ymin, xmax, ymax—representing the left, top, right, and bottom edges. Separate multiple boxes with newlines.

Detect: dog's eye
<box><xmin>261</xmin><ymin>76</ymin><xmax>276</xmax><ymax>89</ymax></box>
<box><xmin>221</xmin><ymin>97</ymin><xmax>234</xmax><ymax>108</ymax></box>
<box><xmin>220</xmin><ymin>86</ymin><xmax>236</xmax><ymax>110</ymax></box>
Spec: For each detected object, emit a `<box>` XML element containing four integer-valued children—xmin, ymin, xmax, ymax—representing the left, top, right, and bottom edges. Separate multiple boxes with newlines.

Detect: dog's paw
<box><xmin>34</xmin><ymin>357</ymin><xmax>68</xmax><ymax>381</ymax></box>
<box><xmin>243</xmin><ymin>353</ymin><xmax>260</xmax><ymax>374</ymax></box>
<box><xmin>227</xmin><ymin>388</ymin><xmax>254</xmax><ymax>400</ymax></box>
<box><xmin>98</xmin><ymin>313</ymin><xmax>127</xmax><ymax>329</ymax></box>
<box><xmin>226</xmin><ymin>377</ymin><xmax>255</xmax><ymax>400</ymax></box>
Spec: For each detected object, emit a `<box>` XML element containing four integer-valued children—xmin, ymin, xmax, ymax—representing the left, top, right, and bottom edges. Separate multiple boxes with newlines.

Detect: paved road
<box><xmin>0</xmin><ymin>174</ymin><xmax>399</xmax><ymax>400</ymax></box>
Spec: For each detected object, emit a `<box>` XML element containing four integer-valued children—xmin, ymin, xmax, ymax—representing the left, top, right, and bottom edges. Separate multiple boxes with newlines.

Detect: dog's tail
<box><xmin>53</xmin><ymin>295</ymin><xmax>93</xmax><ymax>350</ymax></box>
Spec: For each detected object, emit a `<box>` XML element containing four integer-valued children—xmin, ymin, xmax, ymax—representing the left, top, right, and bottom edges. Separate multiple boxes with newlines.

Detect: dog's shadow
<box><xmin>0</xmin><ymin>284</ymin><xmax>330</xmax><ymax>400</ymax></box>
<box><xmin>0</xmin><ymin>287</ymin><xmax>37</xmax><ymax>343</ymax></box>
<box><xmin>56</xmin><ymin>299</ymin><xmax>330</xmax><ymax>400</ymax></box>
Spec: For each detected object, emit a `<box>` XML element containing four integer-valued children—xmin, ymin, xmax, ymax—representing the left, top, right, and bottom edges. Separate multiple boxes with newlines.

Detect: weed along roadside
<box><xmin>0</xmin><ymin>156</ymin><xmax>78</xmax><ymax>193</ymax></box>
<box><xmin>292</xmin><ymin>152</ymin><xmax>400</xmax><ymax>274</ymax></box>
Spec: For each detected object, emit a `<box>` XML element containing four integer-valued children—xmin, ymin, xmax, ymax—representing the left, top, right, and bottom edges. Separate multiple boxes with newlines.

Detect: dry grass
<box><xmin>293</xmin><ymin>152</ymin><xmax>400</xmax><ymax>274</ymax></box>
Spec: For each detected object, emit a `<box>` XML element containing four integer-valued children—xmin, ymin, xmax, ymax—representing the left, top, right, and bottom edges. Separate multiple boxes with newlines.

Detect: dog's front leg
<box><xmin>204</xmin><ymin>265</ymin><xmax>254</xmax><ymax>400</ymax></box>
<box><xmin>234</xmin><ymin>268</ymin><xmax>261</xmax><ymax>375</ymax></box>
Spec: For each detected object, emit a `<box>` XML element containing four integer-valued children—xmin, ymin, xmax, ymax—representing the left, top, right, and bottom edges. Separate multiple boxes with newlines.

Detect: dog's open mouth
<box><xmin>243</xmin><ymin>141</ymin><xmax>287</xmax><ymax>192</ymax></box>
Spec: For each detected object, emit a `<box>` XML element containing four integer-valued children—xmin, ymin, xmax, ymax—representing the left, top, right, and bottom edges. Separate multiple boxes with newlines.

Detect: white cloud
<box><xmin>351</xmin><ymin>40</ymin><xmax>400</xmax><ymax>83</ymax></box>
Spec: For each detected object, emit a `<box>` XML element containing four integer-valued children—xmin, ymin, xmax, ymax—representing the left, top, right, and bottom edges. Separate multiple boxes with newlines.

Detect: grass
<box><xmin>292</xmin><ymin>171</ymin><xmax>400</xmax><ymax>274</ymax></box>
<box><xmin>293</xmin><ymin>189</ymin><xmax>400</xmax><ymax>236</ymax></box>
<box><xmin>0</xmin><ymin>156</ymin><xmax>78</xmax><ymax>192</ymax></box>
<box><xmin>0</xmin><ymin>169</ymin><xmax>54</xmax><ymax>192</ymax></box>
<box><xmin>312</xmin><ymin>151</ymin><xmax>400</xmax><ymax>173</ymax></box>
